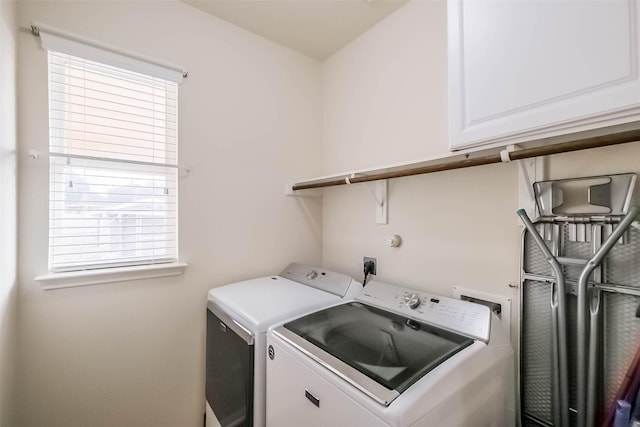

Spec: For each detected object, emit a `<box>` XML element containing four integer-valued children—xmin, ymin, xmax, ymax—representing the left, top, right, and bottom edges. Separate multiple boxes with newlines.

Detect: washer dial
<box><xmin>405</xmin><ymin>293</ymin><xmax>421</xmax><ymax>309</ymax></box>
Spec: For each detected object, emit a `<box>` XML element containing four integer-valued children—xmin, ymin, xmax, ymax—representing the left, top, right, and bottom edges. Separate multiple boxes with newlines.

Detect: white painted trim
<box><xmin>34</xmin><ymin>262</ymin><xmax>188</xmax><ymax>290</ymax></box>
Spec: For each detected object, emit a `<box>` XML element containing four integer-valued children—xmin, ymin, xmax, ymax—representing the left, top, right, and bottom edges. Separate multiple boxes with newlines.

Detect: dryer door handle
<box><xmin>207</xmin><ymin>300</ymin><xmax>255</xmax><ymax>345</ymax></box>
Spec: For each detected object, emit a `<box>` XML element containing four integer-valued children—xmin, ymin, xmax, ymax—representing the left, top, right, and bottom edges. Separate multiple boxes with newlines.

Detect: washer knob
<box><xmin>307</xmin><ymin>270</ymin><xmax>319</xmax><ymax>280</ymax></box>
<box><xmin>406</xmin><ymin>293</ymin><xmax>421</xmax><ymax>309</ymax></box>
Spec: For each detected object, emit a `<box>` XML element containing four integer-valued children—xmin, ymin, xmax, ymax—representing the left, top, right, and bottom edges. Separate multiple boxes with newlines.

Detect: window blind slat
<box><xmin>51</xmin><ymin>197</ymin><xmax>177</xmax><ymax>204</ymax></box>
<box><xmin>50</xmin><ymin>137</ymin><xmax>177</xmax><ymax>154</ymax></box>
<box><xmin>51</xmin><ymin>226</ymin><xmax>176</xmax><ymax>232</ymax></box>
<box><xmin>50</xmin><ymin>94</ymin><xmax>176</xmax><ymax>119</ymax></box>
<box><xmin>51</xmin><ymin>189</ymin><xmax>175</xmax><ymax>197</ymax></box>
<box><xmin>52</xmin><ymin>253</ymin><xmax>176</xmax><ymax>260</ymax></box>
<box><xmin>50</xmin><ymin>106</ymin><xmax>177</xmax><ymax>126</ymax></box>
<box><xmin>49</xmin><ymin>62</ymin><xmax>180</xmax><ymax>92</ymax></box>
<box><xmin>52</xmin><ymin>231</ymin><xmax>176</xmax><ymax>239</ymax></box>
<box><xmin>50</xmin><ymin>221</ymin><xmax>177</xmax><ymax>230</ymax></box>
<box><xmin>49</xmin><ymin>83</ymin><xmax>175</xmax><ymax>109</ymax></box>
<box><xmin>50</xmin><ymin>110</ymin><xmax>176</xmax><ymax>134</ymax></box>
<box><xmin>50</xmin><ymin>258</ymin><xmax>176</xmax><ymax>272</ymax></box>
<box><xmin>50</xmin><ymin>77</ymin><xmax>175</xmax><ymax>104</ymax></box>
<box><xmin>49</xmin><ymin>127</ymin><xmax>176</xmax><ymax>150</ymax></box>
<box><xmin>51</xmin><ymin>239</ymin><xmax>176</xmax><ymax>249</ymax></box>
<box><xmin>50</xmin><ymin>121</ymin><xmax>172</xmax><ymax>143</ymax></box>
<box><xmin>48</xmin><ymin>50</ymin><xmax>179</xmax><ymax>273</ymax></box>
<box><xmin>50</xmin><ymin>153</ymin><xmax>178</xmax><ymax>170</ymax></box>
<box><xmin>48</xmin><ymin>148</ymin><xmax>177</xmax><ymax>165</ymax></box>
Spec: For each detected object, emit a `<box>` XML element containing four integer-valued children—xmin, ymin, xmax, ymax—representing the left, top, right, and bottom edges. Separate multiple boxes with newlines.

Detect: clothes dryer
<box><xmin>205</xmin><ymin>263</ymin><xmax>361</xmax><ymax>427</ymax></box>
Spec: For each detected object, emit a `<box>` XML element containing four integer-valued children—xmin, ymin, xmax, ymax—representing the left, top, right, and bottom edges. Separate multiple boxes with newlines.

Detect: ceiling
<box><xmin>182</xmin><ymin>0</ymin><xmax>408</xmax><ymax>60</ymax></box>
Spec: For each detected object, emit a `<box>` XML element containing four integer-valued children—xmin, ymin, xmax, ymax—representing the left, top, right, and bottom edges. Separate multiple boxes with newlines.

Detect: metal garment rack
<box><xmin>519</xmin><ymin>174</ymin><xmax>640</xmax><ymax>427</ymax></box>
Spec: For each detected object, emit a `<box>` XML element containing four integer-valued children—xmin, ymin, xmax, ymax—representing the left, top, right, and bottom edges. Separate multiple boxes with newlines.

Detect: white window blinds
<box><xmin>47</xmin><ymin>50</ymin><xmax>179</xmax><ymax>272</ymax></box>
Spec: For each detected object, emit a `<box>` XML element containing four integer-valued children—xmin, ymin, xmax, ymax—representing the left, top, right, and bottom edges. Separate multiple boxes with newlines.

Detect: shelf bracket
<box><xmin>518</xmin><ymin>156</ymin><xmax>544</xmax><ymax>219</ymax></box>
<box><xmin>500</xmin><ymin>144</ymin><xmax>544</xmax><ymax>220</ymax></box>
<box><xmin>365</xmin><ymin>179</ymin><xmax>388</xmax><ymax>224</ymax></box>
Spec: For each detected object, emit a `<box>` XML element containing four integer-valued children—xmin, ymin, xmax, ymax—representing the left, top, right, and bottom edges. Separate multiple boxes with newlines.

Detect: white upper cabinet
<box><xmin>448</xmin><ymin>0</ymin><xmax>640</xmax><ymax>150</ymax></box>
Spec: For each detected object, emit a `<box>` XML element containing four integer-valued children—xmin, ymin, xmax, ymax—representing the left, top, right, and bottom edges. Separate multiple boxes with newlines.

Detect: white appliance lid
<box><xmin>208</xmin><ymin>276</ymin><xmax>343</xmax><ymax>334</ymax></box>
<box><xmin>280</xmin><ymin>301</ymin><xmax>474</xmax><ymax>399</ymax></box>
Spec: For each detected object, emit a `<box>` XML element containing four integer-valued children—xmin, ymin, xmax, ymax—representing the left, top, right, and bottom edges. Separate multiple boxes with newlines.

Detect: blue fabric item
<box><xmin>630</xmin><ymin>386</ymin><xmax>640</xmax><ymax>426</ymax></box>
<box><xmin>614</xmin><ymin>399</ymin><xmax>632</xmax><ymax>427</ymax></box>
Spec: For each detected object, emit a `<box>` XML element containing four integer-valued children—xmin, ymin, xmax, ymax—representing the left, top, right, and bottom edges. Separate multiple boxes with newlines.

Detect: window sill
<box><xmin>34</xmin><ymin>262</ymin><xmax>188</xmax><ymax>290</ymax></box>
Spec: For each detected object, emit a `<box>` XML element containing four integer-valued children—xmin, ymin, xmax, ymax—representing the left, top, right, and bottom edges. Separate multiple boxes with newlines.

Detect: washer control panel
<box><xmin>357</xmin><ymin>281</ymin><xmax>491</xmax><ymax>342</ymax></box>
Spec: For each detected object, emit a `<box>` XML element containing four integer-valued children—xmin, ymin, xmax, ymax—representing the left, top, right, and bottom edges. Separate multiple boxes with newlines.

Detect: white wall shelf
<box><xmin>288</xmin><ymin>127</ymin><xmax>640</xmax><ymax>193</ymax></box>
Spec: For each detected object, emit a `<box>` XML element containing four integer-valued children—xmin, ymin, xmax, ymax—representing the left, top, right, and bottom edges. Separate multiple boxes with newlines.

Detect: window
<box><xmin>44</xmin><ymin>36</ymin><xmax>181</xmax><ymax>273</ymax></box>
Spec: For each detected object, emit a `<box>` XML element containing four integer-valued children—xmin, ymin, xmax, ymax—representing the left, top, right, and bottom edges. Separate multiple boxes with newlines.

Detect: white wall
<box><xmin>0</xmin><ymin>0</ymin><xmax>18</xmax><ymax>426</ymax></box>
<box><xmin>320</xmin><ymin>0</ymin><xmax>640</xmax><ymax>345</ymax></box>
<box><xmin>322</xmin><ymin>1</ymin><xmax>449</xmax><ymax>173</ymax></box>
<box><xmin>16</xmin><ymin>1</ymin><xmax>322</xmax><ymax>426</ymax></box>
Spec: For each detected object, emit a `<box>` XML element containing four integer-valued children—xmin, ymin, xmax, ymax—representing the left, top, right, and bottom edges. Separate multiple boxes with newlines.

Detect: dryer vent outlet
<box><xmin>452</xmin><ymin>286</ymin><xmax>512</xmax><ymax>340</ymax></box>
<box><xmin>461</xmin><ymin>296</ymin><xmax>502</xmax><ymax>318</ymax></box>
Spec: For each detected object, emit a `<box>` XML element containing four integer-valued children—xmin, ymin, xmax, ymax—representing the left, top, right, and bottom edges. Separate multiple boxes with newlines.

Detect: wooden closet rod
<box><xmin>291</xmin><ymin>128</ymin><xmax>640</xmax><ymax>191</ymax></box>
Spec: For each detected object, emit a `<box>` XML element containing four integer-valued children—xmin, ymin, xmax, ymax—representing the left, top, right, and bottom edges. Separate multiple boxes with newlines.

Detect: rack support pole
<box><xmin>517</xmin><ymin>209</ymin><xmax>570</xmax><ymax>427</ymax></box>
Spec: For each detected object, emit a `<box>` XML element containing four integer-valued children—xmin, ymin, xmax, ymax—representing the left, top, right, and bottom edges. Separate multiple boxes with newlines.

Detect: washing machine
<box><xmin>265</xmin><ymin>280</ymin><xmax>515</xmax><ymax>427</ymax></box>
<box><xmin>205</xmin><ymin>262</ymin><xmax>362</xmax><ymax>427</ymax></box>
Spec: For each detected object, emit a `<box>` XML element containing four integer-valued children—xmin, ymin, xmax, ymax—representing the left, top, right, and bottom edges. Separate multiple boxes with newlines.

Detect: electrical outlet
<box><xmin>363</xmin><ymin>257</ymin><xmax>377</xmax><ymax>275</ymax></box>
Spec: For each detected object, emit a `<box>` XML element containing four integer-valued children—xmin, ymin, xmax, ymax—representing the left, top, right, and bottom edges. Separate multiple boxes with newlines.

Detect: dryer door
<box><xmin>206</xmin><ymin>305</ymin><xmax>254</xmax><ymax>427</ymax></box>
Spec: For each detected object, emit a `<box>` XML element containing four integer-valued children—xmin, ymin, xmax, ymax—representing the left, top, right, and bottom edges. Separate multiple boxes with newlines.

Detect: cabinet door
<box><xmin>448</xmin><ymin>0</ymin><xmax>640</xmax><ymax>150</ymax></box>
